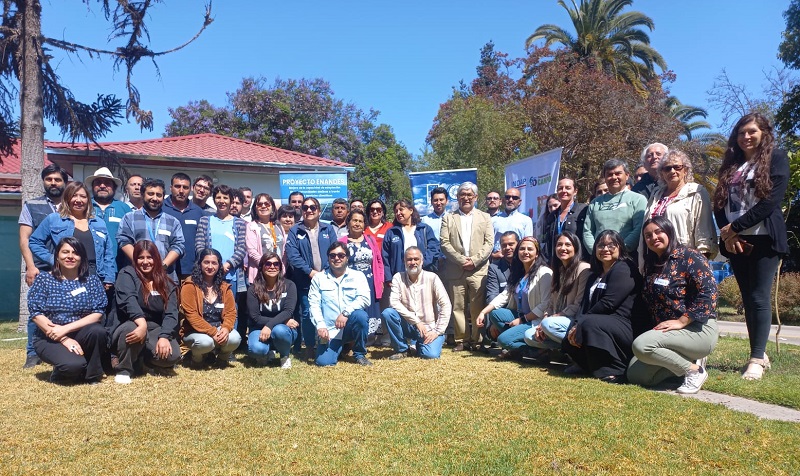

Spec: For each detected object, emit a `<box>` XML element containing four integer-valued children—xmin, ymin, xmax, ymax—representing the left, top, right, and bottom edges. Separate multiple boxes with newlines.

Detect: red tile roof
<box><xmin>0</xmin><ymin>141</ymin><xmax>55</xmax><ymax>175</ymax></box>
<box><xmin>46</xmin><ymin>133</ymin><xmax>351</xmax><ymax>169</ymax></box>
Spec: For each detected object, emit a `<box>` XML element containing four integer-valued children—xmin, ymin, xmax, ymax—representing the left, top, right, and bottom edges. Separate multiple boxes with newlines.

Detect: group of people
<box><xmin>21</xmin><ymin>112</ymin><xmax>787</xmax><ymax>394</ymax></box>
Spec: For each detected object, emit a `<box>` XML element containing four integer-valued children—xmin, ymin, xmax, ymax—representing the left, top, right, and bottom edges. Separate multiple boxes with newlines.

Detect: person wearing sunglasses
<box><xmin>637</xmin><ymin>150</ymin><xmax>717</xmax><ymax>269</ymax></box>
<box><xmin>308</xmin><ymin>242</ymin><xmax>372</xmax><ymax>366</ymax></box>
<box><xmin>247</xmin><ymin>252</ymin><xmax>298</xmax><ymax>369</ymax></box>
<box><xmin>285</xmin><ymin>196</ymin><xmax>338</xmax><ymax>359</ymax></box>
<box><xmin>484</xmin><ymin>191</ymin><xmax>502</xmax><ymax>217</ymax></box>
<box><xmin>364</xmin><ymin>199</ymin><xmax>392</xmax><ymax>251</ymax></box>
<box><xmin>490</xmin><ymin>187</ymin><xmax>533</xmax><ymax>262</ymax></box>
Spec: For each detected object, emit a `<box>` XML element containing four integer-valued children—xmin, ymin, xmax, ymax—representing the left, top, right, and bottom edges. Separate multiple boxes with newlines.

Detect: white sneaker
<box><xmin>695</xmin><ymin>356</ymin><xmax>707</xmax><ymax>368</ymax></box>
<box><xmin>677</xmin><ymin>367</ymin><xmax>708</xmax><ymax>394</ymax></box>
<box><xmin>114</xmin><ymin>374</ymin><xmax>132</xmax><ymax>385</ymax></box>
<box><xmin>280</xmin><ymin>356</ymin><xmax>292</xmax><ymax>369</ymax></box>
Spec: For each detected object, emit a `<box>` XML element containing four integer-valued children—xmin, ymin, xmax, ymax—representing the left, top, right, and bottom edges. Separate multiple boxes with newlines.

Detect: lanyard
<box><xmin>145</xmin><ymin>213</ymin><xmax>162</xmax><ymax>242</ymax></box>
<box><xmin>556</xmin><ymin>202</ymin><xmax>574</xmax><ymax>234</ymax></box>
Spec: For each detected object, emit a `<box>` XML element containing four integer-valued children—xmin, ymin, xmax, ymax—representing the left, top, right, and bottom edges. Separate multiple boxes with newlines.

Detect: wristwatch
<box><xmin>342</xmin><ymin>310</ymin><xmax>350</xmax><ymax>318</ymax></box>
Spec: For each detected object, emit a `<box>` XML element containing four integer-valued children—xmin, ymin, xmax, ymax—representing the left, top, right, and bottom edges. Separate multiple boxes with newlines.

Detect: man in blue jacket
<box><xmin>285</xmin><ymin>196</ymin><xmax>338</xmax><ymax>359</ymax></box>
<box><xmin>162</xmin><ymin>172</ymin><xmax>210</xmax><ymax>279</ymax></box>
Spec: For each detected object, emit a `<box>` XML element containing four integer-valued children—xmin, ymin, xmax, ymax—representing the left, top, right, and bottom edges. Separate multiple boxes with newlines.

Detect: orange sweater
<box><xmin>180</xmin><ymin>278</ymin><xmax>237</xmax><ymax>337</ymax></box>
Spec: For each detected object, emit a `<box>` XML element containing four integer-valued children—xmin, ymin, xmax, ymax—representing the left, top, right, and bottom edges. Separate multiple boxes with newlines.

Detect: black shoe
<box><xmin>355</xmin><ymin>356</ymin><xmax>373</xmax><ymax>366</ymax></box>
<box><xmin>23</xmin><ymin>354</ymin><xmax>41</xmax><ymax>369</ymax></box>
<box><xmin>599</xmin><ymin>374</ymin><xmax>627</xmax><ymax>384</ymax></box>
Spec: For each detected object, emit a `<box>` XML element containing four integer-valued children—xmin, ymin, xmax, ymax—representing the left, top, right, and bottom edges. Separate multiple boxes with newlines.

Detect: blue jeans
<box><xmin>315</xmin><ymin>309</ymin><xmax>368</xmax><ymax>366</ymax></box>
<box><xmin>524</xmin><ymin>315</ymin><xmax>571</xmax><ymax>349</ymax></box>
<box><xmin>383</xmin><ymin>308</ymin><xmax>445</xmax><ymax>359</ymax></box>
<box><xmin>248</xmin><ymin>324</ymin><xmax>297</xmax><ymax>359</ymax></box>
<box><xmin>488</xmin><ymin>308</ymin><xmax>536</xmax><ymax>351</ymax></box>
<box><xmin>183</xmin><ymin>330</ymin><xmax>242</xmax><ymax>363</ymax></box>
<box><xmin>27</xmin><ymin>319</ymin><xmax>37</xmax><ymax>357</ymax></box>
<box><xmin>293</xmin><ymin>293</ymin><xmax>317</xmax><ymax>353</ymax></box>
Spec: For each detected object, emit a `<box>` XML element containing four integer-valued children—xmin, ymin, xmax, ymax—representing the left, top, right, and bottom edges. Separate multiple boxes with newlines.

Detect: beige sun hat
<box><xmin>85</xmin><ymin>167</ymin><xmax>122</xmax><ymax>188</ymax></box>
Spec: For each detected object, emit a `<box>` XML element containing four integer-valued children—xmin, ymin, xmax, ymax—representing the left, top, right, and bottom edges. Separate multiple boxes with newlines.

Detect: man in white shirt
<box><xmin>308</xmin><ymin>242</ymin><xmax>373</xmax><ymax>366</ymax></box>
<box><xmin>491</xmin><ymin>187</ymin><xmax>533</xmax><ymax>260</ymax></box>
<box><xmin>382</xmin><ymin>247</ymin><xmax>452</xmax><ymax>359</ymax></box>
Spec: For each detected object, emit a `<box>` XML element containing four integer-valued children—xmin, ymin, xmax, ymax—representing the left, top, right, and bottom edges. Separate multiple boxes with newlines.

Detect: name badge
<box><xmin>224</xmin><ymin>231</ymin><xmax>235</xmax><ymax>241</ymax></box>
<box><xmin>614</xmin><ymin>202</ymin><xmax>628</xmax><ymax>210</ymax></box>
<box><xmin>654</xmin><ymin>278</ymin><xmax>670</xmax><ymax>286</ymax></box>
<box><xmin>377</xmin><ymin>234</ymin><xmax>385</xmax><ymax>238</ymax></box>
<box><xmin>298</xmin><ymin>235</ymin><xmax>306</xmax><ymax>240</ymax></box>
<box><xmin>108</xmin><ymin>216</ymin><xmax>122</xmax><ymax>223</ymax></box>
<box><xmin>214</xmin><ymin>303</ymin><xmax>225</xmax><ymax>309</ymax></box>
<box><xmin>96</xmin><ymin>231</ymin><xmax>106</xmax><ymax>239</ymax></box>
<box><xmin>70</xmin><ymin>286</ymin><xmax>87</xmax><ymax>296</ymax></box>
<box><xmin>150</xmin><ymin>290</ymin><xmax>161</xmax><ymax>296</ymax></box>
<box><xmin>596</xmin><ymin>283</ymin><xmax>607</xmax><ymax>289</ymax></box>
<box><xmin>280</xmin><ymin>292</ymin><xmax>287</xmax><ymax>298</ymax></box>
<box><xmin>158</xmin><ymin>229</ymin><xmax>171</xmax><ymax>236</ymax></box>
<box><xmin>185</xmin><ymin>219</ymin><xmax>197</xmax><ymax>225</ymax></box>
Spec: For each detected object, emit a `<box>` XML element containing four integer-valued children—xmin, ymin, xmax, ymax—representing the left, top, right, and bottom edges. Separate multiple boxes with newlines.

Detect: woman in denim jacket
<box><xmin>30</xmin><ymin>181</ymin><xmax>115</xmax><ymax>284</ymax></box>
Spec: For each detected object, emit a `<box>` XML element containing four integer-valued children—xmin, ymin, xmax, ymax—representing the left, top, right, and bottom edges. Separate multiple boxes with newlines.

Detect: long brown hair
<box><xmin>133</xmin><ymin>240</ymin><xmax>172</xmax><ymax>306</ymax></box>
<box><xmin>59</xmin><ymin>181</ymin><xmax>95</xmax><ymax>219</ymax></box>
<box><xmin>713</xmin><ymin>112</ymin><xmax>774</xmax><ymax>210</ymax></box>
<box><xmin>251</xmin><ymin>252</ymin><xmax>286</xmax><ymax>304</ymax></box>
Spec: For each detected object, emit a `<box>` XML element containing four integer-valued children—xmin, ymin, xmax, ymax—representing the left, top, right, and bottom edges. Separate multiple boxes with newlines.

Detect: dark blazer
<box><xmin>714</xmin><ymin>149</ymin><xmax>790</xmax><ymax>256</ymax></box>
<box><xmin>579</xmin><ymin>258</ymin><xmax>644</xmax><ymax>321</ymax></box>
<box><xmin>114</xmin><ymin>266</ymin><xmax>179</xmax><ymax>340</ymax></box>
<box><xmin>382</xmin><ymin>223</ymin><xmax>441</xmax><ymax>279</ymax></box>
<box><xmin>541</xmin><ymin>202</ymin><xmax>588</xmax><ymax>263</ymax></box>
<box><xmin>285</xmin><ymin>221</ymin><xmax>338</xmax><ymax>291</ymax></box>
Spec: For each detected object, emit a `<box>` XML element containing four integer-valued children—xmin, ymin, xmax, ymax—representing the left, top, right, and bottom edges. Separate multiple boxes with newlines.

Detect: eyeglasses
<box><xmin>597</xmin><ymin>242</ymin><xmax>619</xmax><ymax>250</ymax></box>
<box><xmin>504</xmin><ymin>195</ymin><xmax>521</xmax><ymax>201</ymax></box>
<box><xmin>302</xmin><ymin>205</ymin><xmax>318</xmax><ymax>212</ymax></box>
<box><xmin>328</xmin><ymin>252</ymin><xmax>347</xmax><ymax>260</ymax></box>
<box><xmin>661</xmin><ymin>165</ymin><xmax>685</xmax><ymax>173</ymax></box>
<box><xmin>194</xmin><ymin>184</ymin><xmax>211</xmax><ymax>191</ymax></box>
<box><xmin>263</xmin><ymin>261</ymin><xmax>281</xmax><ymax>269</ymax></box>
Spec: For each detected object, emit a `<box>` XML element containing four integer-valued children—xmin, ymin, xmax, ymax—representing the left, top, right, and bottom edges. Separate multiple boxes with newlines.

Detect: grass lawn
<box><xmin>1</xmin><ymin>321</ymin><xmax>799</xmax><ymax>475</ymax></box>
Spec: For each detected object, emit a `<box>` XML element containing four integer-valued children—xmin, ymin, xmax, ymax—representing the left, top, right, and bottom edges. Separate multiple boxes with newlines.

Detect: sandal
<box><xmin>742</xmin><ymin>357</ymin><xmax>769</xmax><ymax>380</ymax></box>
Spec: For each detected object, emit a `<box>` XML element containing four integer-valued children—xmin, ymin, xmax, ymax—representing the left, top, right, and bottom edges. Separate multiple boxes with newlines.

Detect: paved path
<box><xmin>717</xmin><ymin>321</ymin><xmax>800</xmax><ymax>346</ymax></box>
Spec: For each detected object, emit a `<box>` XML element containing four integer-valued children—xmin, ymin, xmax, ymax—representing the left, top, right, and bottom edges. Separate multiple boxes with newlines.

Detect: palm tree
<box><xmin>667</xmin><ymin>96</ymin><xmax>714</xmax><ymax>142</ymax></box>
<box><xmin>527</xmin><ymin>0</ymin><xmax>666</xmax><ymax>91</ymax></box>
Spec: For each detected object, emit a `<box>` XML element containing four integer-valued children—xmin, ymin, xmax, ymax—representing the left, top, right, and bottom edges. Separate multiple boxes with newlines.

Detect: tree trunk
<box><xmin>17</xmin><ymin>0</ymin><xmax>44</xmax><ymax>332</ymax></box>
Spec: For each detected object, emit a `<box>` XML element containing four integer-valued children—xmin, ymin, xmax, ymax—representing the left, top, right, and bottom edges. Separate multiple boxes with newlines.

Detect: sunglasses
<box><xmin>302</xmin><ymin>205</ymin><xmax>318</xmax><ymax>212</ymax></box>
<box><xmin>369</xmin><ymin>207</ymin><xmax>383</xmax><ymax>213</ymax></box>
<box><xmin>328</xmin><ymin>252</ymin><xmax>347</xmax><ymax>260</ymax></box>
<box><xmin>504</xmin><ymin>195</ymin><xmax>521</xmax><ymax>201</ymax></box>
<box><xmin>256</xmin><ymin>202</ymin><xmax>272</xmax><ymax>207</ymax></box>
<box><xmin>661</xmin><ymin>165</ymin><xmax>685</xmax><ymax>172</ymax></box>
<box><xmin>262</xmin><ymin>261</ymin><xmax>281</xmax><ymax>269</ymax></box>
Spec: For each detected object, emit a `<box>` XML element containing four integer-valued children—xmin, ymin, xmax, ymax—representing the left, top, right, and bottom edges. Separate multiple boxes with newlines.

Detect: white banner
<box><xmin>504</xmin><ymin>148</ymin><xmax>562</xmax><ymax>225</ymax></box>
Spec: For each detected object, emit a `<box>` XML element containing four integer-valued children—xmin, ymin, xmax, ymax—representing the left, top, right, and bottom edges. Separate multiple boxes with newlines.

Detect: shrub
<box><xmin>718</xmin><ymin>272</ymin><xmax>800</xmax><ymax>323</ymax></box>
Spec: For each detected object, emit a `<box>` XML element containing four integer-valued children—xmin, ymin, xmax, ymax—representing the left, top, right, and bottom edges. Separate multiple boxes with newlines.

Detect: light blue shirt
<box><xmin>308</xmin><ymin>267</ymin><xmax>371</xmax><ymax>339</ymax></box>
<box><xmin>493</xmin><ymin>209</ymin><xmax>534</xmax><ymax>251</ymax></box>
<box><xmin>420</xmin><ymin>211</ymin><xmax>445</xmax><ymax>241</ymax></box>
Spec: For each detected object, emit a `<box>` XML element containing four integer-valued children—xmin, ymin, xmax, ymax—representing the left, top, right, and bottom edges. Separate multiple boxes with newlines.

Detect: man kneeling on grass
<box><xmin>309</xmin><ymin>242</ymin><xmax>372</xmax><ymax>366</ymax></box>
<box><xmin>382</xmin><ymin>246</ymin><xmax>452</xmax><ymax>360</ymax></box>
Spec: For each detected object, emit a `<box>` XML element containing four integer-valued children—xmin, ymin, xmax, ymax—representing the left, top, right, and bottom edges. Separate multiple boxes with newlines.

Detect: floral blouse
<box><xmin>643</xmin><ymin>246</ymin><xmax>717</xmax><ymax>325</ymax></box>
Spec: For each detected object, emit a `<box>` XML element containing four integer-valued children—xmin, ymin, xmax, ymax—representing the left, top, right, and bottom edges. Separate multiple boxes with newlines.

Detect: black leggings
<box><xmin>728</xmin><ymin>237</ymin><xmax>781</xmax><ymax>359</ymax></box>
<box><xmin>34</xmin><ymin>323</ymin><xmax>107</xmax><ymax>381</ymax></box>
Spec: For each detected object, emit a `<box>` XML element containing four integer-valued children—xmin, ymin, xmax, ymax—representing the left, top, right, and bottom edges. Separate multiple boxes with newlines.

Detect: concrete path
<box><xmin>655</xmin><ymin>321</ymin><xmax>800</xmax><ymax>423</ymax></box>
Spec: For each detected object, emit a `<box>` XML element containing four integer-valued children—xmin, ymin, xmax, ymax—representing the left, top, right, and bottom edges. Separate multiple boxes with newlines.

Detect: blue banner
<box><xmin>279</xmin><ymin>172</ymin><xmax>348</xmax><ymax>202</ymax></box>
<box><xmin>409</xmin><ymin>168</ymin><xmax>478</xmax><ymax>215</ymax></box>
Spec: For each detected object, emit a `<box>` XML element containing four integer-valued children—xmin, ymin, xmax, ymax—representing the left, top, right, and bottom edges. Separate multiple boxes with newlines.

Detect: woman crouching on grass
<box><xmin>247</xmin><ymin>252</ymin><xmax>298</xmax><ymax>369</ymax></box>
<box><xmin>475</xmin><ymin>237</ymin><xmax>552</xmax><ymax>359</ymax></box>
<box><xmin>112</xmin><ymin>240</ymin><xmax>181</xmax><ymax>384</ymax></box>
<box><xmin>27</xmin><ymin>237</ymin><xmax>108</xmax><ymax>384</ymax></box>
<box><xmin>560</xmin><ymin>230</ymin><xmax>645</xmax><ymax>383</ymax></box>
<box><xmin>524</xmin><ymin>231</ymin><xmax>591</xmax><ymax>353</ymax></box>
<box><xmin>180</xmin><ymin>248</ymin><xmax>241</xmax><ymax>368</ymax></box>
<box><xmin>627</xmin><ymin>216</ymin><xmax>719</xmax><ymax>394</ymax></box>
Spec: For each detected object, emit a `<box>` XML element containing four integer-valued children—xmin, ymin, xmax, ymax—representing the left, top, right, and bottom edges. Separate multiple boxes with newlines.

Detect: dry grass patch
<box><xmin>0</xmin><ymin>323</ymin><xmax>799</xmax><ymax>475</ymax></box>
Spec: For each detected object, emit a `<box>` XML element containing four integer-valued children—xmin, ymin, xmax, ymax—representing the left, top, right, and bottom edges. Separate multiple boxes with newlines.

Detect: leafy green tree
<box><xmin>167</xmin><ymin>77</ymin><xmax>378</xmax><ymax>164</ymax></box>
<box><xmin>349</xmin><ymin>124</ymin><xmax>412</xmax><ymax>205</ymax></box>
<box><xmin>778</xmin><ymin>0</ymin><xmax>800</xmax><ymax>137</ymax></box>
<box><xmin>526</xmin><ymin>0</ymin><xmax>666</xmax><ymax>92</ymax></box>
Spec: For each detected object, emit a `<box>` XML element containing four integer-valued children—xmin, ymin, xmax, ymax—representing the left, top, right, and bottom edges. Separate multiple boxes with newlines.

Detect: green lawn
<box><xmin>1</xmin><ymin>321</ymin><xmax>798</xmax><ymax>474</ymax></box>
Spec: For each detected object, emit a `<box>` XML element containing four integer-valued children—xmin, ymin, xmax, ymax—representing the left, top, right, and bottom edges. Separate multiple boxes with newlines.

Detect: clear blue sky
<box><xmin>40</xmin><ymin>0</ymin><xmax>790</xmax><ymax>156</ymax></box>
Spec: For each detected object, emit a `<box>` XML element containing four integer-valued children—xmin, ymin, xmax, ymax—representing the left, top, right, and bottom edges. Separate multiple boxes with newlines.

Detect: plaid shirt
<box><xmin>117</xmin><ymin>208</ymin><xmax>185</xmax><ymax>272</ymax></box>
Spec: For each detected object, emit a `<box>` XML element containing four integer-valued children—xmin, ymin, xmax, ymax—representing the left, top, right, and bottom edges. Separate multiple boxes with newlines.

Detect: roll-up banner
<box><xmin>504</xmin><ymin>148</ymin><xmax>562</xmax><ymax>224</ymax></box>
<box><xmin>409</xmin><ymin>168</ymin><xmax>478</xmax><ymax>215</ymax></box>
